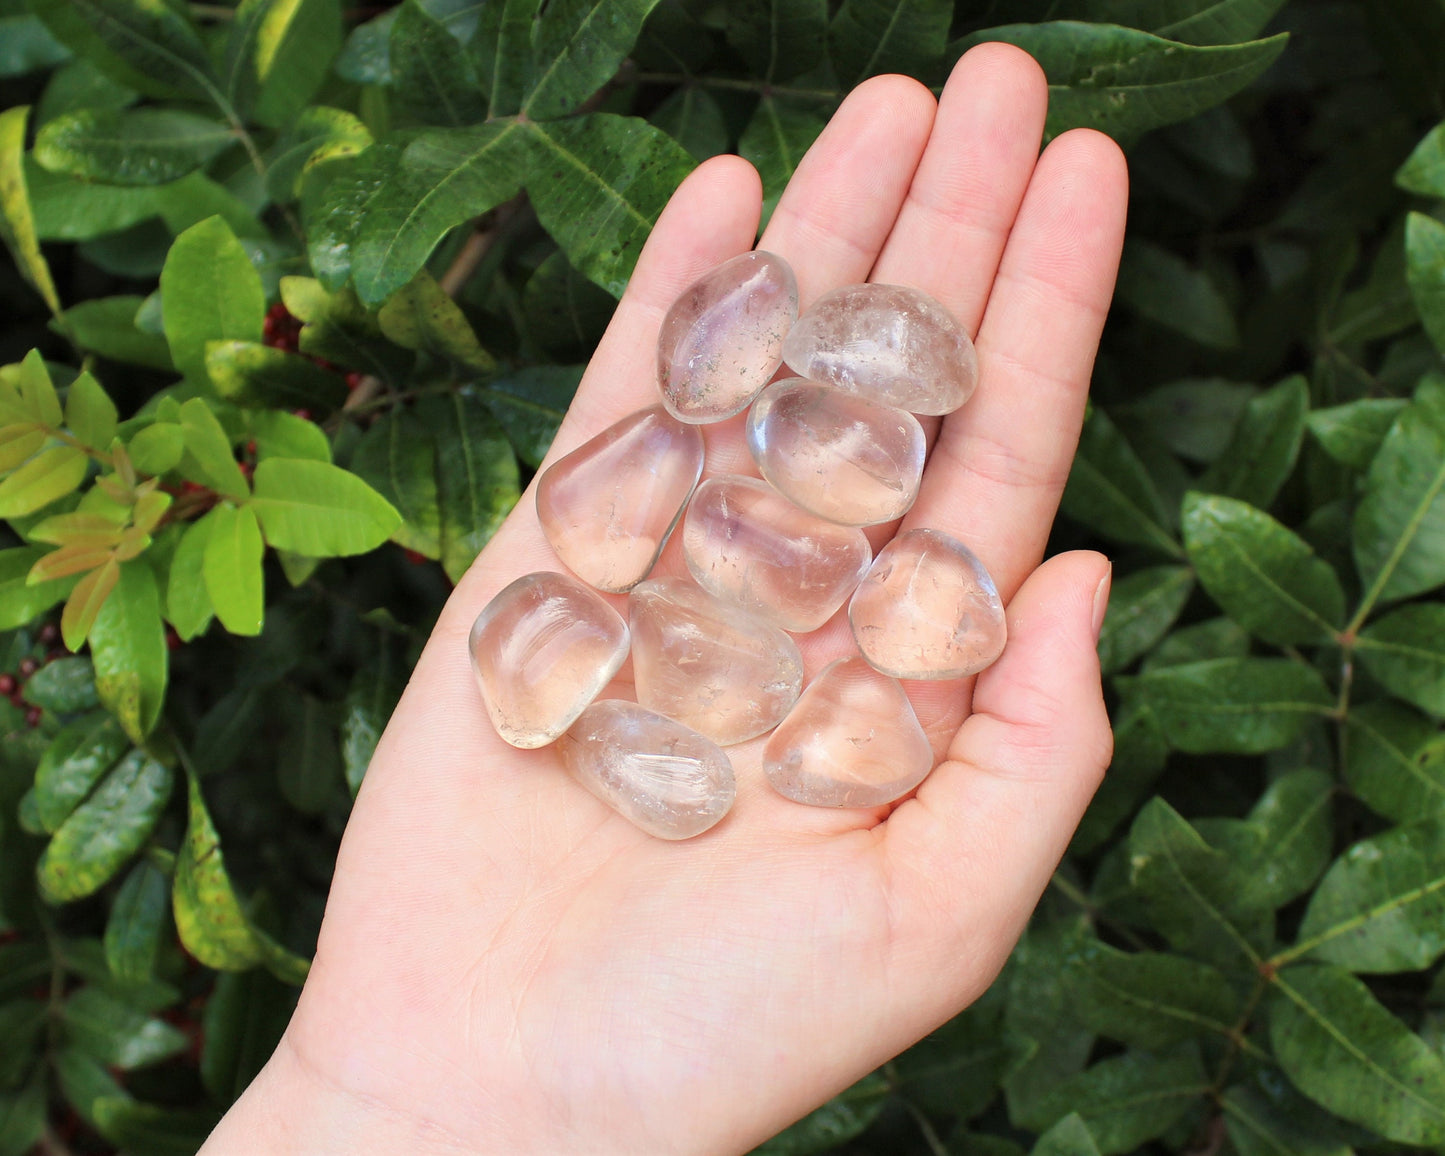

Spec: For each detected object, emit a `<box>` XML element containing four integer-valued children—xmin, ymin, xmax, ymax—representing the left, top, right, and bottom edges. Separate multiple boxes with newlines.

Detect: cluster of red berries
<box><xmin>1</xmin><ymin>621</ymin><xmax>67</xmax><ymax>727</ymax></box>
<box><xmin>262</xmin><ymin>303</ymin><xmax>365</xmax><ymax>392</ymax></box>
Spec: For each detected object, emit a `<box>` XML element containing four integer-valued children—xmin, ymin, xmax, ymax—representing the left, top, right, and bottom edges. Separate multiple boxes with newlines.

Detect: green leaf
<box><xmin>349</xmin><ymin>123</ymin><xmax>527</xmax><ymax>307</ymax></box>
<box><xmin>480</xmin><ymin>365</ymin><xmax>581</xmax><ymax>468</ymax></box>
<box><xmin>244</xmin><ymin>410</ymin><xmax>330</xmax><ymax>463</ymax></box>
<box><xmin>278</xmin><ymin>693</ymin><xmax>340</xmax><ymax>813</ymax></box>
<box><xmin>279</xmin><ymin>275</ymin><xmax>413</xmax><ymax>382</ymax></box>
<box><xmin>15</xmin><ymin>348</ymin><xmax>62</xmax><ymax>427</ymax></box>
<box><xmin>1294</xmin><ymin>817</ymin><xmax>1445</xmax><ymax>973</ymax></box>
<box><xmin>1182</xmin><ymin>492</ymin><xmax>1345</xmax><ymax>645</ymax></box>
<box><xmin>91</xmin><ymin>1098</ymin><xmax>218</xmax><ymax>1156</ymax></box>
<box><xmin>64</xmin><ymin>371</ymin><xmax>117</xmax><ymax>453</ymax></box>
<box><xmin>1353</xmin><ymin>384</ymin><xmax>1445</xmax><ymax>606</ymax></box>
<box><xmin>752</xmin><ymin>1072</ymin><xmax>890</xmax><ymax>1155</ymax></box>
<box><xmin>1071</xmin><ymin>698</ymin><xmax>1168</xmax><ymax>855</ymax></box>
<box><xmin>52</xmin><ymin>1046</ymin><xmax>126</xmax><ymax>1130</ymax></box>
<box><xmin>1270</xmin><ymin>963</ymin><xmax>1445</xmax><ymax>1144</ymax></box>
<box><xmin>160</xmin><ymin>216</ymin><xmax>265</xmax><ymax>388</ymax></box>
<box><xmin>62</xmin><ymin>986</ymin><xmax>185</xmax><ymax>1069</ymax></box>
<box><xmin>166</xmin><ymin>514</ymin><xmax>214</xmax><ymax>641</ymax></box>
<box><xmin>377</xmin><ymin>271</ymin><xmax>495</xmax><ymax>372</ymax></box>
<box><xmin>201</xmin><ymin>967</ymin><xmax>294</xmax><ymax>1102</ymax></box>
<box><xmin>1060</xmin><ymin>407</ymin><xmax>1182</xmax><ymax>558</ymax></box>
<box><xmin>59</xmin><ymin>297</ymin><xmax>173</xmax><ymax>371</ymax></box>
<box><xmin>0</xmin><ymin>14</ymin><xmax>69</xmax><ymax>77</ymax></box>
<box><xmin>522</xmin><ymin>0</ymin><xmax>664</xmax><ymax>120</ymax></box>
<box><xmin>1116</xmin><ymin>379</ymin><xmax>1256</xmax><ymax>464</ymax></box>
<box><xmin>1097</xmin><ymin>565</ymin><xmax>1193</xmax><ymax>676</ymax></box>
<box><xmin>1307</xmin><ymin>398</ymin><xmax>1408</xmax><ymax>470</ymax></box>
<box><xmin>32</xmin><ymin>0</ymin><xmax>220</xmax><ymax>103</ymax></box>
<box><xmin>523</xmin><ymin>113</ymin><xmax>696</xmax><ymax>298</ymax></box>
<box><xmin>738</xmin><ymin>97</ymin><xmax>826</xmax><ymax>230</ymax></box>
<box><xmin>1120</xmin><ymin>658</ymin><xmax>1332</xmax><ymax>755</ymax></box>
<box><xmin>1342</xmin><ymin>700</ymin><xmax>1445</xmax><ymax>823</ymax></box>
<box><xmin>172</xmin><ymin>772</ymin><xmax>262</xmax><ymax>969</ymax></box>
<box><xmin>0</xmin><ymin>107</ymin><xmax>62</xmax><ymax>317</ymax></box>
<box><xmin>1030</xmin><ymin>1114</ymin><xmax>1101</xmax><ymax>1156</ymax></box>
<box><xmin>1408</xmin><ymin>211</ymin><xmax>1445</xmax><ymax>356</ymax></box>
<box><xmin>0</xmin><ymin>546</ymin><xmax>73</xmax><ymax>629</ymax></box>
<box><xmin>104</xmin><ymin>856</ymin><xmax>169</xmax><ymax>983</ymax></box>
<box><xmin>341</xmin><ymin>650</ymin><xmax>404</xmax><ymax>797</ymax></box>
<box><xmin>1399</xmin><ymin>123</ymin><xmax>1445</xmax><ymax>199</ymax></box>
<box><xmin>0</xmin><ymin>1078</ymin><xmax>45</xmax><ymax>1156</ymax></box>
<box><xmin>1031</xmin><ymin>1045</ymin><xmax>1209</xmax><ymax>1154</ymax></box>
<box><xmin>33</xmin><ymin>713</ymin><xmax>127</xmax><ymax>832</ymax></box>
<box><xmin>417</xmin><ymin>393</ymin><xmax>520</xmax><ymax>581</ymax></box>
<box><xmin>1198</xmin><ymin>375</ymin><xmax>1308</xmax><ymax>509</ymax></box>
<box><xmin>126</xmin><ymin>421</ymin><xmax>184</xmax><ymax>475</ymax></box>
<box><xmin>265</xmin><ymin>106</ymin><xmax>371</xmax><ymax>203</ymax></box>
<box><xmin>1061</xmin><ymin>937</ymin><xmax>1240</xmax><ymax>1051</ymax></box>
<box><xmin>202</xmin><ymin>504</ymin><xmax>264</xmax><ymax>637</ymax></box>
<box><xmin>34</xmin><ymin>109</ymin><xmax>235</xmax><ymax>187</ymax></box>
<box><xmin>224</xmin><ymin>0</ymin><xmax>342</xmax><ymax>127</ymax></box>
<box><xmin>829</xmin><ymin>0</ymin><xmax>950</xmax><ymax>86</ymax></box>
<box><xmin>0</xmin><ymin>445</ymin><xmax>88</xmax><ymax>518</ymax></box>
<box><xmin>649</xmin><ymin>85</ymin><xmax>729</xmax><ymax>163</ymax></box>
<box><xmin>1039</xmin><ymin>1</ymin><xmax>1287</xmax><ymax>46</ymax></box>
<box><xmin>1224</xmin><ymin>769</ymin><xmax>1336</xmax><ymax>910</ymax></box>
<box><xmin>1220</xmin><ymin>1080</ymin><xmax>1355</xmax><ymax>1156</ymax></box>
<box><xmin>954</xmin><ymin>24</ymin><xmax>1288</xmax><ymax>147</ymax></box>
<box><xmin>23</xmin><ymin>656</ymin><xmax>99</xmax><ymax>714</ymax></box>
<box><xmin>89</xmin><ymin>560</ymin><xmax>167</xmax><ymax>743</ymax></box>
<box><xmin>1127</xmin><ymin>797</ymin><xmax>1273</xmax><ymax>967</ymax></box>
<box><xmin>178</xmin><ymin>397</ymin><xmax>248</xmax><ymax>499</ymax></box>
<box><xmin>349</xmin><ymin>406</ymin><xmax>441</xmax><ymax>558</ymax></box>
<box><xmin>389</xmin><ymin>0</ymin><xmax>486</xmax><ymax>126</ymax></box>
<box><xmin>725</xmin><ymin>0</ymin><xmax>825</xmax><ymax>83</ymax></box>
<box><xmin>1115</xmin><ymin>239</ymin><xmax>1238</xmax><ymax>348</ymax></box>
<box><xmin>205</xmin><ymin>340</ymin><xmax>349</xmax><ymax>415</ymax></box>
<box><xmin>1357</xmin><ymin>604</ymin><xmax>1445</xmax><ymax>716</ymax></box>
<box><xmin>250</xmin><ymin>458</ymin><xmax>402</xmax><ymax>556</ymax></box>
<box><xmin>521</xmin><ymin>250</ymin><xmax>615</xmax><ymax>360</ymax></box>
<box><xmin>0</xmin><ymin>999</ymin><xmax>46</xmax><ymax>1088</ymax></box>
<box><xmin>36</xmin><ymin>750</ymin><xmax>172</xmax><ymax>903</ymax></box>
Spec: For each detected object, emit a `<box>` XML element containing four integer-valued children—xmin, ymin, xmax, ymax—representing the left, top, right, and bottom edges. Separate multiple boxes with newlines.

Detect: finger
<box><xmin>903</xmin><ymin>129</ymin><xmax>1128</xmax><ymax>603</ymax></box>
<box><xmin>880</xmin><ymin>550</ymin><xmax>1113</xmax><ymax>1007</ymax></box>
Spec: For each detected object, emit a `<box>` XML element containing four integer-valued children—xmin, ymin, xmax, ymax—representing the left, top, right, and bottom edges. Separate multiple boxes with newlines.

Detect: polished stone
<box><xmin>763</xmin><ymin>657</ymin><xmax>934</xmax><ymax>808</ymax></box>
<box><xmin>781</xmin><ymin>283</ymin><xmax>978</xmax><ymax>415</ymax></box>
<box><xmin>657</xmin><ymin>251</ymin><xmax>798</xmax><ymax>424</ymax></box>
<box><xmin>849</xmin><ymin>529</ymin><xmax>1006</xmax><ymax>680</ymax></box>
<box><xmin>557</xmin><ymin>701</ymin><xmax>736</xmax><ymax>839</ymax></box>
<box><xmin>468</xmin><ymin>572</ymin><xmax>629</xmax><ymax>749</ymax></box>
<box><xmin>745</xmin><ymin>379</ymin><xmax>925</xmax><ymax>526</ymax></box>
<box><xmin>630</xmin><ymin>576</ymin><xmax>804</xmax><ymax>746</ymax></box>
<box><xmin>536</xmin><ymin>406</ymin><xmax>704</xmax><ymax>592</ymax></box>
<box><xmin>682</xmin><ymin>475</ymin><xmax>871</xmax><ymax>633</ymax></box>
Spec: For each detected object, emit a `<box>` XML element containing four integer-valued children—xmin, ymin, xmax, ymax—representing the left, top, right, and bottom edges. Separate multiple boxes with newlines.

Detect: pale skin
<box><xmin>201</xmin><ymin>44</ymin><xmax>1128</xmax><ymax>1156</ymax></box>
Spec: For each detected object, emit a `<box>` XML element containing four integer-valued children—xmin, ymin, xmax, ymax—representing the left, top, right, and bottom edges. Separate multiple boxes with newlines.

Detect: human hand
<box><xmin>201</xmin><ymin>43</ymin><xmax>1127</xmax><ymax>1156</ymax></box>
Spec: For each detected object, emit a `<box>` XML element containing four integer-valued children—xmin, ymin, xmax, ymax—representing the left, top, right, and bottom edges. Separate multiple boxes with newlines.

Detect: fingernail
<box><xmin>1091</xmin><ymin>563</ymin><xmax>1112</xmax><ymax>641</ymax></box>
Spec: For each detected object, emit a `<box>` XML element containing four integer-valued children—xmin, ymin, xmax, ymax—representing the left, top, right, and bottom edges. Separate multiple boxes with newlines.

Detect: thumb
<box><xmin>879</xmin><ymin>550</ymin><xmax>1113</xmax><ymax>1009</ymax></box>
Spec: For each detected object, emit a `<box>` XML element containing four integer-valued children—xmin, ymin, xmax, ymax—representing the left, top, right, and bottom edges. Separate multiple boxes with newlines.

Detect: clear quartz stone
<box><xmin>781</xmin><ymin>283</ymin><xmax>978</xmax><ymax>415</ymax></box>
<box><xmin>763</xmin><ymin>657</ymin><xmax>934</xmax><ymax>807</ymax></box>
<box><xmin>745</xmin><ymin>378</ymin><xmax>925</xmax><ymax>526</ymax></box>
<box><xmin>657</xmin><ymin>250</ymin><xmax>799</xmax><ymax>424</ymax></box>
<box><xmin>536</xmin><ymin>406</ymin><xmax>705</xmax><ymax>593</ymax></box>
<box><xmin>557</xmin><ymin>701</ymin><xmax>736</xmax><ymax>839</ymax></box>
<box><xmin>682</xmin><ymin>474</ymin><xmax>872</xmax><ymax>633</ymax></box>
<box><xmin>630</xmin><ymin>576</ymin><xmax>804</xmax><ymax>746</ymax></box>
<box><xmin>849</xmin><ymin>529</ymin><xmax>1006</xmax><ymax>680</ymax></box>
<box><xmin>468</xmin><ymin>572</ymin><xmax>629</xmax><ymax>749</ymax></box>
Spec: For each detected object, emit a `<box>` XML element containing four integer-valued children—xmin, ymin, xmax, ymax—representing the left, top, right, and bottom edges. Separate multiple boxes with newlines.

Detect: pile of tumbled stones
<box><xmin>468</xmin><ymin>251</ymin><xmax>1007</xmax><ymax>839</ymax></box>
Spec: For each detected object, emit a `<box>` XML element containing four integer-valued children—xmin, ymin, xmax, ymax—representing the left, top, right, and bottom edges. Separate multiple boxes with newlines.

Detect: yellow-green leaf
<box><xmin>0</xmin><ymin>444</ymin><xmax>88</xmax><ymax>517</ymax></box>
<box><xmin>0</xmin><ymin>107</ymin><xmax>62</xmax><ymax>317</ymax></box>
<box><xmin>173</xmin><ymin>772</ymin><xmax>262</xmax><ymax>970</ymax></box>
<box><xmin>202</xmin><ymin>503</ymin><xmax>264</xmax><ymax>635</ymax></box>
<box><xmin>89</xmin><ymin>560</ymin><xmax>167</xmax><ymax>743</ymax></box>
<box><xmin>64</xmin><ymin>372</ymin><xmax>118</xmax><ymax>451</ymax></box>
<box><xmin>61</xmin><ymin>555</ymin><xmax>120</xmax><ymax>652</ymax></box>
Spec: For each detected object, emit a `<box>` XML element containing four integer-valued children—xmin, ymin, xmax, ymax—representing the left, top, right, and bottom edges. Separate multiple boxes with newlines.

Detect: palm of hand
<box><xmin>213</xmin><ymin>45</ymin><xmax>1127</xmax><ymax>1156</ymax></box>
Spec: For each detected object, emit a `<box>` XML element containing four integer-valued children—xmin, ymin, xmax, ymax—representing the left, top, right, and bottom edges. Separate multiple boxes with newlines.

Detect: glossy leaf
<box><xmin>22</xmin><ymin>656</ymin><xmax>97</xmax><ymax>714</ymax></box>
<box><xmin>1097</xmin><ymin>565</ymin><xmax>1193</xmax><ymax>675</ymax></box>
<box><xmin>1060</xmin><ymin>407</ymin><xmax>1181</xmax><ymax>557</ymax></box>
<box><xmin>1115</xmin><ymin>239</ymin><xmax>1238</xmax><ymax>348</ymax></box>
<box><xmin>1342</xmin><ymin>700</ymin><xmax>1445</xmax><ymax>823</ymax></box>
<box><xmin>480</xmin><ymin>365</ymin><xmax>581</xmax><ymax>468</ymax></box>
<box><xmin>250</xmin><ymin>458</ymin><xmax>401</xmax><ymax>557</ymax></box>
<box><xmin>1198</xmin><ymin>375</ymin><xmax>1309</xmax><ymax>509</ymax></box>
<box><xmin>1030</xmin><ymin>1114</ymin><xmax>1102</xmax><ymax>1156</ymax></box>
<box><xmin>160</xmin><ymin>216</ymin><xmax>266</xmax><ymax>388</ymax></box>
<box><xmin>265</xmin><ymin>106</ymin><xmax>371</xmax><ymax>203</ymax></box>
<box><xmin>521</xmin><ymin>251</ymin><xmax>615</xmax><ymax>360</ymax></box>
<box><xmin>1398</xmin><ymin>123</ymin><xmax>1445</xmax><ymax>199</ymax></box>
<box><xmin>126</xmin><ymin>421</ymin><xmax>184</xmax><ymax>475</ymax></box>
<box><xmin>753</xmin><ymin>1073</ymin><xmax>890</xmax><ymax>1154</ymax></box>
<box><xmin>201</xmin><ymin>967</ymin><xmax>295</xmax><ymax>1102</ymax></box>
<box><xmin>280</xmin><ymin>275</ymin><xmax>413</xmax><ymax>382</ymax></box>
<box><xmin>224</xmin><ymin>0</ymin><xmax>342</xmax><ymax>127</ymax></box>
<box><xmin>1036</xmin><ymin>1</ymin><xmax>1287</xmax><ymax>46</ymax></box>
<box><xmin>724</xmin><ymin>0</ymin><xmax>825</xmax><ymax>82</ymax></box>
<box><xmin>1222</xmin><ymin>769</ymin><xmax>1336</xmax><ymax>911</ymax></box>
<box><xmin>173</xmin><ymin>773</ymin><xmax>262</xmax><ymax>969</ymax></box>
<box><xmin>1219</xmin><ymin>1079</ymin><xmax>1355</xmax><ymax>1156</ymax></box>
<box><xmin>1182</xmin><ymin>492</ymin><xmax>1345</xmax><ymax>644</ymax></box>
<box><xmin>205</xmin><ymin>340</ymin><xmax>349</xmax><ymax>415</ymax></box>
<box><xmin>738</xmin><ymin>97</ymin><xmax>826</xmax><ymax>229</ymax></box>
<box><xmin>830</xmin><ymin>0</ymin><xmax>950</xmax><ymax>86</ymax></box>
<box><xmin>104</xmin><ymin>856</ymin><xmax>169</xmax><ymax>983</ymax></box>
<box><xmin>349</xmin><ymin>406</ymin><xmax>441</xmax><ymax>558</ymax></box>
<box><xmin>34</xmin><ymin>108</ymin><xmax>234</xmax><ymax>186</ymax></box>
<box><xmin>61</xmin><ymin>296</ymin><xmax>173</xmax><ymax>371</ymax></box>
<box><xmin>202</xmin><ymin>503</ymin><xmax>264</xmax><ymax>637</ymax></box>
<box><xmin>61</xmin><ymin>556</ymin><xmax>120</xmax><ymax>653</ymax></box>
<box><xmin>62</xmin><ymin>986</ymin><xmax>186</xmax><ymax>1069</ymax></box>
<box><xmin>0</xmin><ymin>107</ymin><xmax>61</xmax><ymax>316</ymax></box>
<box><xmin>1357</xmin><ymin>604</ymin><xmax>1445</xmax><ymax>716</ymax></box>
<box><xmin>341</xmin><ymin>650</ymin><xmax>404</xmax><ymax>797</ymax></box>
<box><xmin>522</xmin><ymin>0</ymin><xmax>664</xmax><ymax>120</ymax></box>
<box><xmin>1307</xmin><ymin>398</ymin><xmax>1408</xmax><ymax>470</ymax></box>
<box><xmin>0</xmin><ymin>545</ymin><xmax>73</xmax><ymax>629</ymax></box>
<box><xmin>377</xmin><ymin>270</ymin><xmax>494</xmax><ymax>370</ymax></box>
<box><xmin>389</xmin><ymin>0</ymin><xmax>485</xmax><ymax>126</ymax></box>
<box><xmin>36</xmin><ymin>750</ymin><xmax>172</xmax><ymax>903</ymax></box>
<box><xmin>1270</xmin><ymin>964</ymin><xmax>1445</xmax><ymax>1144</ymax></box>
<box><xmin>89</xmin><ymin>560</ymin><xmax>167</xmax><ymax>743</ymax></box>
<box><xmin>1408</xmin><ymin>211</ymin><xmax>1445</xmax><ymax>355</ymax></box>
<box><xmin>64</xmin><ymin>371</ymin><xmax>117</xmax><ymax>453</ymax></box>
<box><xmin>178</xmin><ymin>397</ymin><xmax>248</xmax><ymax>500</ymax></box>
<box><xmin>166</xmin><ymin>514</ymin><xmax>214</xmax><ymax>641</ymax></box>
<box><xmin>33</xmin><ymin>712</ymin><xmax>128</xmax><ymax>832</ymax></box>
<box><xmin>0</xmin><ymin>444</ymin><xmax>87</xmax><ymax>517</ymax></box>
<box><xmin>1116</xmin><ymin>378</ymin><xmax>1256</xmax><ymax>464</ymax></box>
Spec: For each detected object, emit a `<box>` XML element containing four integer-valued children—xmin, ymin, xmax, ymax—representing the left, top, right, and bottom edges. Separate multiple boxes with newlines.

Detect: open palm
<box><xmin>203</xmin><ymin>44</ymin><xmax>1128</xmax><ymax>1156</ymax></box>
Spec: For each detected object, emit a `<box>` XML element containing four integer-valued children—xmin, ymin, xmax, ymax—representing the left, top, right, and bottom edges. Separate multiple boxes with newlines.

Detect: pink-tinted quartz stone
<box><xmin>657</xmin><ymin>251</ymin><xmax>799</xmax><ymax>424</ymax></box>
<box><xmin>763</xmin><ymin>657</ymin><xmax>934</xmax><ymax>808</ymax></box>
<box><xmin>781</xmin><ymin>283</ymin><xmax>978</xmax><ymax>415</ymax></box>
<box><xmin>630</xmin><ymin>576</ymin><xmax>804</xmax><ymax>746</ymax></box>
<box><xmin>468</xmin><ymin>572</ymin><xmax>629</xmax><ymax>749</ymax></box>
<box><xmin>536</xmin><ymin>406</ymin><xmax>704</xmax><ymax>592</ymax></box>
<box><xmin>745</xmin><ymin>379</ymin><xmax>925</xmax><ymax>526</ymax></box>
<box><xmin>682</xmin><ymin>475</ymin><xmax>871</xmax><ymax>633</ymax></box>
<box><xmin>557</xmin><ymin>700</ymin><xmax>736</xmax><ymax>839</ymax></box>
<box><xmin>849</xmin><ymin>529</ymin><xmax>1006</xmax><ymax>680</ymax></box>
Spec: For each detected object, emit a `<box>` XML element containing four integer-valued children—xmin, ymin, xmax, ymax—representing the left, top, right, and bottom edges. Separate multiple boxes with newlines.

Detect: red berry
<box><xmin>403</xmin><ymin>548</ymin><xmax>428</xmax><ymax>565</ymax></box>
<box><xmin>182</xmin><ymin>481</ymin><xmax>206</xmax><ymax>495</ymax></box>
<box><xmin>0</xmin><ymin>674</ymin><xmax>15</xmax><ymax>696</ymax></box>
<box><xmin>45</xmin><ymin>648</ymin><xmax>66</xmax><ymax>665</ymax></box>
<box><xmin>7</xmin><ymin>690</ymin><xmax>22</xmax><ymax>708</ymax></box>
<box><xmin>293</xmin><ymin>409</ymin><xmax>313</xmax><ymax>422</ymax></box>
<box><xmin>165</xmin><ymin>628</ymin><xmax>182</xmax><ymax>652</ymax></box>
<box><xmin>17</xmin><ymin>657</ymin><xmax>39</xmax><ymax>679</ymax></box>
<box><xmin>245</xmin><ymin>440</ymin><xmax>258</xmax><ymax>457</ymax></box>
<box><xmin>313</xmin><ymin>357</ymin><xmax>336</xmax><ymax>372</ymax></box>
<box><xmin>37</xmin><ymin>622</ymin><xmax>59</xmax><ymax>646</ymax></box>
<box><xmin>345</xmin><ymin>372</ymin><xmax>364</xmax><ymax>391</ymax></box>
<box><xmin>24</xmin><ymin>706</ymin><xmax>42</xmax><ymax>728</ymax></box>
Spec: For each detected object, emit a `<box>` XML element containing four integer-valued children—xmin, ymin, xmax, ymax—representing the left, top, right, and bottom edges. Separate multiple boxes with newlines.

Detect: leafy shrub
<box><xmin>0</xmin><ymin>0</ymin><xmax>1442</xmax><ymax>1152</ymax></box>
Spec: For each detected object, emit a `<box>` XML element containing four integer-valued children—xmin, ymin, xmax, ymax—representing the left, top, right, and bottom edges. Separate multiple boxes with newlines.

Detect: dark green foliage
<box><xmin>0</xmin><ymin>1</ymin><xmax>1443</xmax><ymax>1152</ymax></box>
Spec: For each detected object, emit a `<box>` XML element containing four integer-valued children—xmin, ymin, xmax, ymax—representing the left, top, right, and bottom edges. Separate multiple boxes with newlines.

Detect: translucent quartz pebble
<box><xmin>557</xmin><ymin>701</ymin><xmax>736</xmax><ymax>839</ymax></box>
<box><xmin>682</xmin><ymin>475</ymin><xmax>872</xmax><ymax>633</ymax></box>
<box><xmin>468</xmin><ymin>572</ymin><xmax>629</xmax><ymax>749</ymax></box>
<box><xmin>781</xmin><ymin>283</ymin><xmax>978</xmax><ymax>415</ymax></box>
<box><xmin>763</xmin><ymin>657</ymin><xmax>934</xmax><ymax>808</ymax></box>
<box><xmin>745</xmin><ymin>379</ymin><xmax>925</xmax><ymax>526</ymax></box>
<box><xmin>536</xmin><ymin>406</ymin><xmax>705</xmax><ymax>592</ymax></box>
<box><xmin>630</xmin><ymin>576</ymin><xmax>804</xmax><ymax>746</ymax></box>
<box><xmin>849</xmin><ymin>529</ymin><xmax>1006</xmax><ymax>680</ymax></box>
<box><xmin>657</xmin><ymin>250</ymin><xmax>799</xmax><ymax>424</ymax></box>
